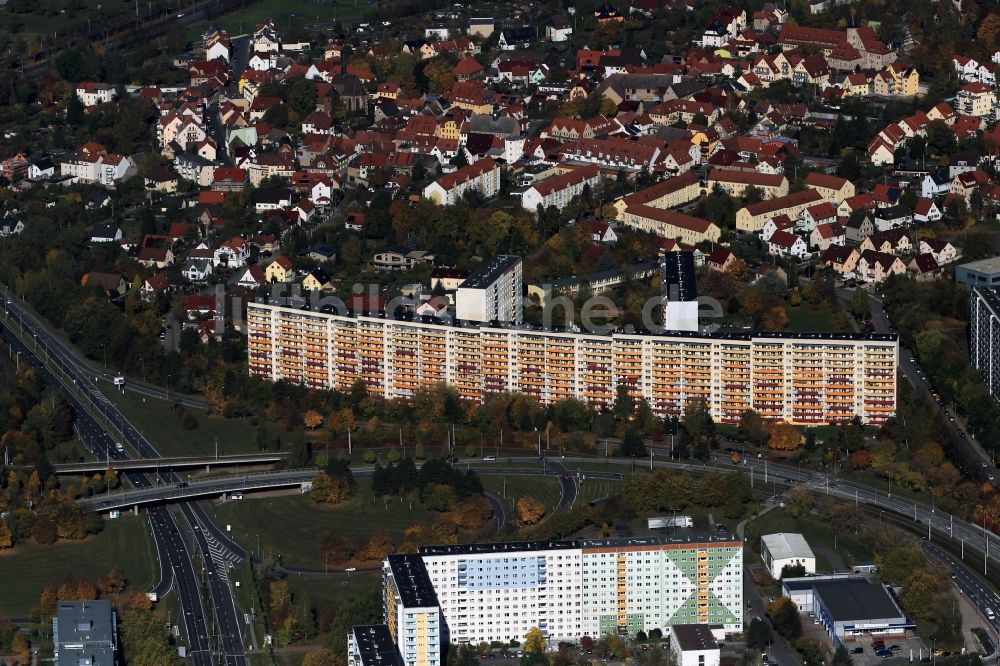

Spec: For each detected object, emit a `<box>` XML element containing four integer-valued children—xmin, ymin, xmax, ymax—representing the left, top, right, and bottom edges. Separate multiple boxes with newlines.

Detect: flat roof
<box><xmin>672</xmin><ymin>624</ymin><xmax>719</xmax><ymax>652</ymax></box>
<box><xmin>253</xmin><ymin>301</ymin><xmax>898</xmax><ymax>344</ymax></box>
<box><xmin>351</xmin><ymin>625</ymin><xmax>404</xmax><ymax>666</ymax></box>
<box><xmin>459</xmin><ymin>255</ymin><xmax>521</xmax><ymax>290</ymax></box>
<box><xmin>959</xmin><ymin>255</ymin><xmax>1000</xmax><ymax>276</ymax></box>
<box><xmin>785</xmin><ymin>577</ymin><xmax>904</xmax><ymax>623</ymax></box>
<box><xmin>419</xmin><ymin>534</ymin><xmax>740</xmax><ymax>557</ymax></box>
<box><xmin>761</xmin><ymin>533</ymin><xmax>815</xmax><ymax>561</ymax></box>
<box><xmin>973</xmin><ymin>286</ymin><xmax>1000</xmax><ymax>315</ymax></box>
<box><xmin>53</xmin><ymin>600</ymin><xmax>116</xmax><ymax>666</ymax></box>
<box><xmin>386</xmin><ymin>554</ymin><xmax>439</xmax><ymax>608</ymax></box>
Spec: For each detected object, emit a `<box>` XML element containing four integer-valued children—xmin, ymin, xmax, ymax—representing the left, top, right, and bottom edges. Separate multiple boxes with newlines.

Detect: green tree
<box><xmin>613</xmin><ymin>385</ymin><xmax>634</xmax><ymax>420</ymax></box>
<box><xmin>737</xmin><ymin>410</ymin><xmax>768</xmax><ymax>446</ymax></box>
<box><xmin>288</xmin><ymin>77</ymin><xmax>318</xmax><ymax>119</ymax></box>
<box><xmin>832</xmin><ymin>645</ymin><xmax>853</xmax><ymax>666</ymax></box>
<box><xmin>745</xmin><ymin>617</ymin><xmax>773</xmax><ymax>649</ymax></box>
<box><xmin>849</xmin><ymin>287</ymin><xmax>871</xmax><ymax>320</ymax></box>
<box><xmin>618</xmin><ymin>430</ymin><xmax>647</xmax><ymax>457</ymax></box>
<box><xmin>766</xmin><ymin>597</ymin><xmax>802</xmax><ymax>640</ymax></box>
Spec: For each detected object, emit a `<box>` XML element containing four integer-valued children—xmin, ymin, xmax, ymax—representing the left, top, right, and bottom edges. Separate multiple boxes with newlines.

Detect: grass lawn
<box><xmin>576</xmin><ymin>479</ymin><xmax>623</xmax><ymax>506</ymax></box>
<box><xmin>283</xmin><ymin>570</ymin><xmax>379</xmax><ymax>613</ymax></box>
<box><xmin>785</xmin><ymin>302</ymin><xmax>845</xmax><ymax>333</ymax></box>
<box><xmin>0</xmin><ymin>515</ymin><xmax>157</xmax><ymax>617</ymax></box>
<box><xmin>185</xmin><ymin>0</ymin><xmax>366</xmax><ymax>40</ymax></box>
<box><xmin>482</xmin><ymin>475</ymin><xmax>563</xmax><ymax>515</ymax></box>
<box><xmin>99</xmin><ymin>384</ymin><xmax>262</xmax><ymax>457</ymax></box>
<box><xmin>211</xmin><ymin>481</ymin><xmax>439</xmax><ymax>569</ymax></box>
<box><xmin>745</xmin><ymin>507</ymin><xmax>873</xmax><ymax>572</ymax></box>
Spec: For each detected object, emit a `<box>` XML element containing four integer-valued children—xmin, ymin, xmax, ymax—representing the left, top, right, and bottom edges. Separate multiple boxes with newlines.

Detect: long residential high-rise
<box><xmin>369</xmin><ymin>535</ymin><xmax>742</xmax><ymax>664</ymax></box>
<box><xmin>247</xmin><ymin>302</ymin><xmax>898</xmax><ymax>425</ymax></box>
<box><xmin>969</xmin><ymin>286</ymin><xmax>1000</xmax><ymax>401</ymax></box>
<box><xmin>455</xmin><ymin>254</ymin><xmax>524</xmax><ymax>324</ymax></box>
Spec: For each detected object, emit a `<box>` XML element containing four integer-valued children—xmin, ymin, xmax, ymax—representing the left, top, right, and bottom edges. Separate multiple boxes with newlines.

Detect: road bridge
<box><xmin>55</xmin><ymin>452</ymin><xmax>287</xmax><ymax>475</ymax></box>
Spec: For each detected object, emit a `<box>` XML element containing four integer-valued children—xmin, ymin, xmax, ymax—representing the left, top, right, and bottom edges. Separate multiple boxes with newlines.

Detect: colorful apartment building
<box><xmin>383</xmin><ymin>555</ymin><xmax>442</xmax><ymax>666</ymax></box>
<box><xmin>378</xmin><ymin>536</ymin><xmax>742</xmax><ymax>651</ymax></box>
<box><xmin>247</xmin><ymin>303</ymin><xmax>898</xmax><ymax>425</ymax></box>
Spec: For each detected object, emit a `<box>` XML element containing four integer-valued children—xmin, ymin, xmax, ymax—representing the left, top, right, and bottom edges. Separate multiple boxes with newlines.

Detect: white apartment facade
<box><xmin>455</xmin><ymin>255</ymin><xmax>524</xmax><ymax>324</ymax></box>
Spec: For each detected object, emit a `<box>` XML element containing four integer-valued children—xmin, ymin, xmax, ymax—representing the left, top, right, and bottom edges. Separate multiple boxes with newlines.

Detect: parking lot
<box><xmin>836</xmin><ymin>635</ymin><xmax>928</xmax><ymax>666</ymax></box>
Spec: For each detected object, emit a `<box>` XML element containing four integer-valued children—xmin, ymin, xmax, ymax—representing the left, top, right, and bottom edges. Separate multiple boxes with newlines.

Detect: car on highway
<box><xmin>482</xmin><ymin>456</ymin><xmax>496</xmax><ymax>462</ymax></box>
<box><xmin>345</xmin><ymin>567</ymin><xmax>357</xmax><ymax>572</ymax></box>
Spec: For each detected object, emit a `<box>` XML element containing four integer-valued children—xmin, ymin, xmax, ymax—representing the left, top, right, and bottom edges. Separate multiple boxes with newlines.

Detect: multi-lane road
<box><xmin>0</xmin><ymin>294</ymin><xmax>243</xmax><ymax>665</ymax></box>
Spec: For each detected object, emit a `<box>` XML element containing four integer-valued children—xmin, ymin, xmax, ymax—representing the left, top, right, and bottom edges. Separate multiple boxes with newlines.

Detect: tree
<box><xmin>288</xmin><ymin>77</ymin><xmax>318</xmax><ymax>119</ymax></box>
<box><xmin>618</xmin><ymin>430</ymin><xmax>647</xmax><ymax>457</ymax></box>
<box><xmin>832</xmin><ymin>645</ymin><xmax>853</xmax><ymax>666</ymax></box>
<box><xmin>745</xmin><ymin>617</ymin><xmax>773</xmax><ymax>649</ymax></box>
<box><xmin>737</xmin><ymin>410</ymin><xmax>768</xmax><ymax>446</ymax></box>
<box><xmin>310</xmin><ymin>473</ymin><xmax>352</xmax><ymax>504</ymax></box>
<box><xmin>303</xmin><ymin>410</ymin><xmax>324</xmax><ymax>429</ymax></box>
<box><xmin>303</xmin><ymin>649</ymin><xmax>340</xmax><ymax>666</ymax></box>
<box><xmin>766</xmin><ymin>421</ymin><xmax>802</xmax><ymax>451</ymax></box>
<box><xmin>524</xmin><ymin>627</ymin><xmax>546</xmax><ymax>654</ymax></box>
<box><xmin>613</xmin><ymin>385</ymin><xmax>634</xmax><ymax>420</ymax></box>
<box><xmin>766</xmin><ymin>597</ymin><xmax>802</xmax><ymax>640</ymax></box>
<box><xmin>849</xmin><ymin>287</ymin><xmax>870</xmax><ymax>320</ymax></box>
<box><xmin>761</xmin><ymin>306</ymin><xmax>788</xmax><ymax>331</ymax></box>
<box><xmin>517</xmin><ymin>496</ymin><xmax>546</xmax><ymax>525</ymax></box>
<box><xmin>786</xmin><ymin>488</ymin><xmax>812</xmax><ymax>518</ymax></box>
<box><xmin>67</xmin><ymin>92</ymin><xmax>84</xmax><ymax>125</ymax></box>
<box><xmin>780</xmin><ymin>563</ymin><xmax>806</xmax><ymax>578</ymax></box>
<box><xmin>0</xmin><ymin>521</ymin><xmax>12</xmax><ymax>549</ymax></box>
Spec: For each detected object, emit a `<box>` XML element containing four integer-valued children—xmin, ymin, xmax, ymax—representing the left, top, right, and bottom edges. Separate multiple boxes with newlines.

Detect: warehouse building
<box><xmin>782</xmin><ymin>575</ymin><xmax>910</xmax><ymax>643</ymax></box>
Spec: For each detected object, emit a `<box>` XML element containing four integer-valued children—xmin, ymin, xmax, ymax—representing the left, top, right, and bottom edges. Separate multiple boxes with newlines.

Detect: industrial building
<box><xmin>782</xmin><ymin>575</ymin><xmax>910</xmax><ymax>643</ymax></box>
<box><xmin>760</xmin><ymin>533</ymin><xmax>817</xmax><ymax>579</ymax></box>
<box><xmin>247</xmin><ymin>302</ymin><xmax>899</xmax><ymax>425</ymax></box>
<box><xmin>956</xmin><ymin>256</ymin><xmax>1000</xmax><ymax>289</ymax></box>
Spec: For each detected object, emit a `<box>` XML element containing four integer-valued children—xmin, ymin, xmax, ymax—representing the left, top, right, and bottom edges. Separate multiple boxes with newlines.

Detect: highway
<box><xmin>54</xmin><ymin>452</ymin><xmax>288</xmax><ymax>475</ymax></box>
<box><xmin>81</xmin><ymin>464</ymin><xmax>624</xmax><ymax>511</ymax></box>
<box><xmin>81</xmin><ymin>469</ymin><xmax>319</xmax><ymax>510</ymax></box>
<box><xmin>0</xmin><ymin>288</ymin><xmax>206</xmax><ymax>409</ymax></box>
<box><xmin>0</xmin><ymin>296</ymin><xmax>242</xmax><ymax>664</ymax></box>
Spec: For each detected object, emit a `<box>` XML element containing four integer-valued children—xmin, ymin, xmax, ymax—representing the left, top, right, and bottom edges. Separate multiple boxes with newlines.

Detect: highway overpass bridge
<box><xmin>81</xmin><ymin>469</ymin><xmax>318</xmax><ymax>511</ymax></box>
<box><xmin>81</xmin><ymin>465</ymin><xmax>626</xmax><ymax>512</ymax></box>
<box><xmin>55</xmin><ymin>452</ymin><xmax>287</xmax><ymax>475</ymax></box>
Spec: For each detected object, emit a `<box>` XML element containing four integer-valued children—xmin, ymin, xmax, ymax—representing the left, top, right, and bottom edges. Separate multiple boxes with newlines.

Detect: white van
<box><xmin>986</xmin><ymin>607</ymin><xmax>996</xmax><ymax>621</ymax></box>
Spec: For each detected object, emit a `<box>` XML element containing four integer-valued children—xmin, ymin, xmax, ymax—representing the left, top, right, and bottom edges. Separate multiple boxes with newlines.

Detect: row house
<box><xmin>820</xmin><ymin>244</ymin><xmax>860</xmax><ymax>276</ymax></box>
<box><xmin>919</xmin><ymin>238</ymin><xmax>961</xmax><ymax>265</ymax></box>
<box><xmin>542</xmin><ymin>115</ymin><xmax>617</xmax><ymax>141</ymax></box>
<box><xmin>856</xmin><ymin>249</ymin><xmax>907</xmax><ymax>284</ymax></box>
<box><xmin>423</xmin><ymin>157</ymin><xmax>501</xmax><ymax>205</ymax></box>
<box><xmin>735</xmin><ymin>188</ymin><xmax>824</xmax><ymax>231</ymax></box>
<box><xmin>707</xmin><ymin>169</ymin><xmax>788</xmax><ymax>199</ymax></box>
<box><xmin>560</xmin><ymin>136</ymin><xmax>662</xmax><ymax>172</ymax></box>
<box><xmin>520</xmin><ymin>165</ymin><xmax>603</xmax><ymax>212</ymax></box>
<box><xmin>859</xmin><ymin>228</ymin><xmax>911</xmax><ymax>255</ymax></box>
